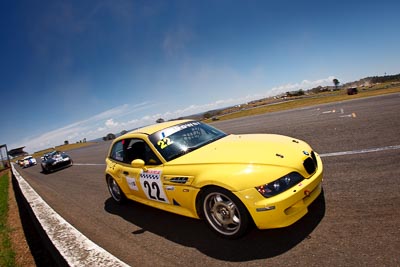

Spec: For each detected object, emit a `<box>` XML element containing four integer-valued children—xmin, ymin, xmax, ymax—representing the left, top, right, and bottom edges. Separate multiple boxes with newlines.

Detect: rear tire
<box><xmin>107</xmin><ymin>176</ymin><xmax>126</xmax><ymax>204</ymax></box>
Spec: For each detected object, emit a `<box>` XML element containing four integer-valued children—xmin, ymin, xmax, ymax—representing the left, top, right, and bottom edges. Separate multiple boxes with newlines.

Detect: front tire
<box><xmin>201</xmin><ymin>187</ymin><xmax>251</xmax><ymax>239</ymax></box>
<box><xmin>41</xmin><ymin>164</ymin><xmax>48</xmax><ymax>174</ymax></box>
<box><xmin>107</xmin><ymin>176</ymin><xmax>126</xmax><ymax>204</ymax></box>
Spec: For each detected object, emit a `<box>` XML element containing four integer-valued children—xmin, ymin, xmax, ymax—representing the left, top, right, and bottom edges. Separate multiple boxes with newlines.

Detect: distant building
<box><xmin>8</xmin><ymin>146</ymin><xmax>28</xmax><ymax>158</ymax></box>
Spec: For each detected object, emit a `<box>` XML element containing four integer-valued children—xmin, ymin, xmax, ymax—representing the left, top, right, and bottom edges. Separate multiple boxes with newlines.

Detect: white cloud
<box><xmin>16</xmin><ymin>102</ymin><xmax>153</xmax><ymax>153</ymax></box>
<box><xmin>16</xmin><ymin>76</ymin><xmax>335</xmax><ymax>153</ymax></box>
<box><xmin>269</xmin><ymin>76</ymin><xmax>336</xmax><ymax>95</ymax></box>
<box><xmin>105</xmin><ymin>119</ymin><xmax>119</xmax><ymax>128</ymax></box>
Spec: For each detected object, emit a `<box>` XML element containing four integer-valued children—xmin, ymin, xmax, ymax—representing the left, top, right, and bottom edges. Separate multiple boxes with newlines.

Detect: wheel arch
<box><xmin>106</xmin><ymin>173</ymin><xmax>127</xmax><ymax>204</ymax></box>
<box><xmin>195</xmin><ymin>185</ymin><xmax>220</xmax><ymax>219</ymax></box>
<box><xmin>105</xmin><ymin>173</ymin><xmax>113</xmax><ymax>183</ymax></box>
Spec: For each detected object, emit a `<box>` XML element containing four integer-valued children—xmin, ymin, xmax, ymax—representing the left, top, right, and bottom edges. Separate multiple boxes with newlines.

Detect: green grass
<box><xmin>208</xmin><ymin>85</ymin><xmax>400</xmax><ymax>122</ymax></box>
<box><xmin>0</xmin><ymin>171</ymin><xmax>15</xmax><ymax>267</ymax></box>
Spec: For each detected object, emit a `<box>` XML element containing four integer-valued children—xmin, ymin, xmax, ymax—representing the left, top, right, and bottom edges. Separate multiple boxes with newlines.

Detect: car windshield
<box><xmin>47</xmin><ymin>151</ymin><xmax>61</xmax><ymax>158</ymax></box>
<box><xmin>148</xmin><ymin>121</ymin><xmax>227</xmax><ymax>161</ymax></box>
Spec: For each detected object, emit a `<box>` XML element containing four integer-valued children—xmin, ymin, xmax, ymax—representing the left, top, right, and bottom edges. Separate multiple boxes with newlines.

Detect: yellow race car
<box><xmin>105</xmin><ymin>120</ymin><xmax>323</xmax><ymax>238</ymax></box>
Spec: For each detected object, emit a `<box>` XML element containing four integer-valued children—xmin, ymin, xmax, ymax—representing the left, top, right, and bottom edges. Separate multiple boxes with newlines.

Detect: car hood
<box><xmin>167</xmin><ymin>134</ymin><xmax>313</xmax><ymax>170</ymax></box>
<box><xmin>44</xmin><ymin>154</ymin><xmax>70</xmax><ymax>162</ymax></box>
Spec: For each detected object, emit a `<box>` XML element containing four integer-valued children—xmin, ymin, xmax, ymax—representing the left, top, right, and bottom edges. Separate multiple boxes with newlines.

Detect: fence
<box><xmin>0</xmin><ymin>144</ymin><xmax>10</xmax><ymax>170</ymax></box>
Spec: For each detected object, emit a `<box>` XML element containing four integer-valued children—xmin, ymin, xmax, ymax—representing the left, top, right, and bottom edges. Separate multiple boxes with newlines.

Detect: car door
<box><xmin>121</xmin><ymin>138</ymin><xmax>170</xmax><ymax>205</ymax></box>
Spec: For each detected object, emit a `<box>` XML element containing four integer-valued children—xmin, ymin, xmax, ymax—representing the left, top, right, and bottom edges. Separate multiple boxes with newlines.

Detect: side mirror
<box><xmin>131</xmin><ymin>159</ymin><xmax>146</xmax><ymax>170</ymax></box>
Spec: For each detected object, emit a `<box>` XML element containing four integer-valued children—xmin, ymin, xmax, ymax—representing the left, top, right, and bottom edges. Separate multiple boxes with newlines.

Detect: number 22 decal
<box><xmin>158</xmin><ymin>137</ymin><xmax>173</xmax><ymax>149</ymax></box>
<box><xmin>143</xmin><ymin>181</ymin><xmax>165</xmax><ymax>201</ymax></box>
<box><xmin>139</xmin><ymin>170</ymin><xmax>169</xmax><ymax>204</ymax></box>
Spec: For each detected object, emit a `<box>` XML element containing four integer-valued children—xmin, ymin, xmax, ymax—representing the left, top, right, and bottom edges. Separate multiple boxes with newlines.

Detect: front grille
<box><xmin>311</xmin><ymin>151</ymin><xmax>318</xmax><ymax>167</ymax></box>
<box><xmin>303</xmin><ymin>151</ymin><xmax>317</xmax><ymax>175</ymax></box>
<box><xmin>56</xmin><ymin>160</ymin><xmax>72</xmax><ymax>168</ymax></box>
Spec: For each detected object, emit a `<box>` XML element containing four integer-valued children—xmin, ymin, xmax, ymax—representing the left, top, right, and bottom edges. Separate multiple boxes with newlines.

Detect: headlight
<box><xmin>256</xmin><ymin>172</ymin><xmax>304</xmax><ymax>198</ymax></box>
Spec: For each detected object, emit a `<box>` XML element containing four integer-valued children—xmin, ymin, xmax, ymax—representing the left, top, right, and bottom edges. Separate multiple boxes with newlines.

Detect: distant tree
<box><xmin>64</xmin><ymin>140</ymin><xmax>69</xmax><ymax>145</ymax></box>
<box><xmin>203</xmin><ymin>112</ymin><xmax>212</xmax><ymax>119</ymax></box>
<box><xmin>105</xmin><ymin>133</ymin><xmax>116</xmax><ymax>140</ymax></box>
<box><xmin>370</xmin><ymin>73</ymin><xmax>400</xmax><ymax>83</ymax></box>
<box><xmin>156</xmin><ymin>118</ymin><xmax>165</xmax><ymax>123</ymax></box>
<box><xmin>333</xmin><ymin>78</ymin><xmax>340</xmax><ymax>89</ymax></box>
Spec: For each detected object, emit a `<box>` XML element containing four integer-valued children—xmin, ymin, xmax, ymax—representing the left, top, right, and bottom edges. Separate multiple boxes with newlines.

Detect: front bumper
<box><xmin>54</xmin><ymin>159</ymin><xmax>72</xmax><ymax>168</ymax></box>
<box><xmin>236</xmin><ymin>157</ymin><xmax>323</xmax><ymax>230</ymax></box>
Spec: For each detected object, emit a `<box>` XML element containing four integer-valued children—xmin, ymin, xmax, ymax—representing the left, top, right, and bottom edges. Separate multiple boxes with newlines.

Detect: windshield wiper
<box><xmin>167</xmin><ymin>146</ymin><xmax>199</xmax><ymax>161</ymax></box>
<box><xmin>167</xmin><ymin>136</ymin><xmax>226</xmax><ymax>161</ymax></box>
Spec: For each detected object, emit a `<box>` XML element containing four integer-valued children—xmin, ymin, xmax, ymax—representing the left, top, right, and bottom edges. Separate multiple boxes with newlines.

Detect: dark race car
<box><xmin>41</xmin><ymin>150</ymin><xmax>73</xmax><ymax>173</ymax></box>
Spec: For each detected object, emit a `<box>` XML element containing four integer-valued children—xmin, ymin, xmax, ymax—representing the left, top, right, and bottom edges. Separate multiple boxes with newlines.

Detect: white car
<box><xmin>23</xmin><ymin>156</ymin><xmax>37</xmax><ymax>168</ymax></box>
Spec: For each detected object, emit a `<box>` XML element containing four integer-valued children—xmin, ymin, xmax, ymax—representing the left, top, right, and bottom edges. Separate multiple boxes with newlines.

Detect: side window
<box><xmin>125</xmin><ymin>139</ymin><xmax>162</xmax><ymax>165</ymax></box>
<box><xmin>144</xmin><ymin>144</ymin><xmax>162</xmax><ymax>165</ymax></box>
<box><xmin>125</xmin><ymin>139</ymin><xmax>145</xmax><ymax>163</ymax></box>
<box><xmin>110</xmin><ymin>140</ymin><xmax>124</xmax><ymax>162</ymax></box>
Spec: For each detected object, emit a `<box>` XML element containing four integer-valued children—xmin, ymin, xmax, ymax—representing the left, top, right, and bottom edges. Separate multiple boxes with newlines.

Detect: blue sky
<box><xmin>1</xmin><ymin>0</ymin><xmax>399</xmax><ymax>153</ymax></box>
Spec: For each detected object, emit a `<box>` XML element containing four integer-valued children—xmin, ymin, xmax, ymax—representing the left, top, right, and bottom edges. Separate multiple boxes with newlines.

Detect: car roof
<box><xmin>127</xmin><ymin>119</ymin><xmax>194</xmax><ymax>136</ymax></box>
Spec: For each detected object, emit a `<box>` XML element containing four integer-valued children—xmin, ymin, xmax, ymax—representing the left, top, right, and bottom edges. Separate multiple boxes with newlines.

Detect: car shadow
<box><xmin>40</xmin><ymin>164</ymin><xmax>73</xmax><ymax>175</ymax></box>
<box><xmin>104</xmin><ymin>191</ymin><xmax>325</xmax><ymax>262</ymax></box>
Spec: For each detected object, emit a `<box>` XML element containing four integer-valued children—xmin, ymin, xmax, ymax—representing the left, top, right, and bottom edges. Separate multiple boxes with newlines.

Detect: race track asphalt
<box><xmin>16</xmin><ymin>93</ymin><xmax>400</xmax><ymax>266</ymax></box>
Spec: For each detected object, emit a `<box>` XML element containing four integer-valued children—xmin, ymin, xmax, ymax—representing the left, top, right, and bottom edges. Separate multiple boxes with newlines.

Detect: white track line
<box><xmin>73</xmin><ymin>163</ymin><xmax>105</xmax><ymax>166</ymax></box>
<box><xmin>320</xmin><ymin>145</ymin><xmax>400</xmax><ymax>158</ymax></box>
